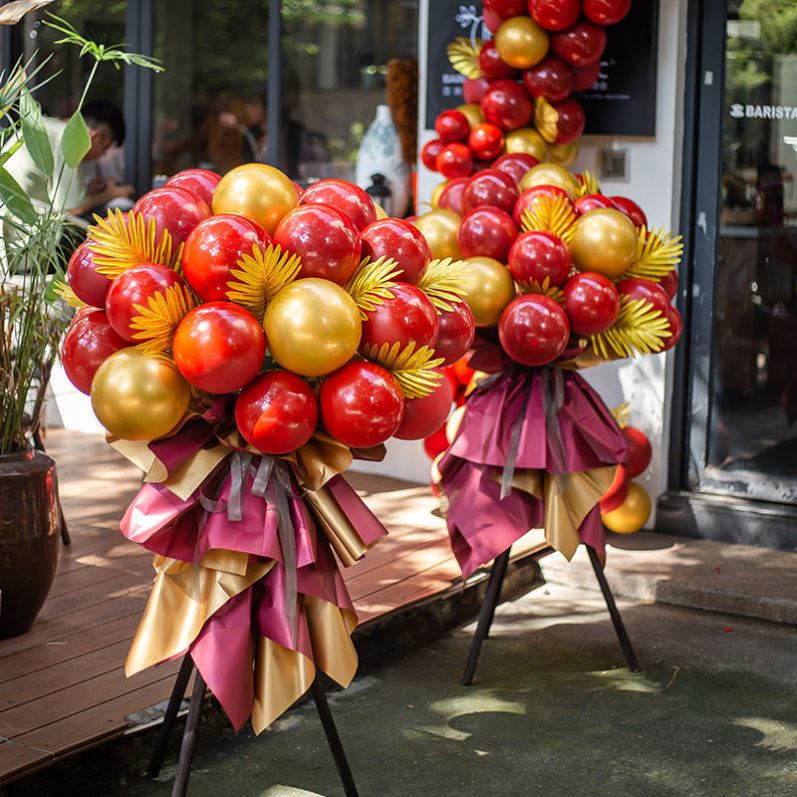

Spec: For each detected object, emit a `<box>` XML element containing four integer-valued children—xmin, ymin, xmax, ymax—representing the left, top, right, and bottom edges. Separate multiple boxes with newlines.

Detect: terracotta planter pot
<box><xmin>0</xmin><ymin>449</ymin><xmax>60</xmax><ymax>638</ymax></box>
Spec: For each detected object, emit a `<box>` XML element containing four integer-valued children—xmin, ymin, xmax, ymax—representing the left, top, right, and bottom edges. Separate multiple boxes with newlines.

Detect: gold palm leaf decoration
<box><xmin>534</xmin><ymin>97</ymin><xmax>559</xmax><ymax>144</ymax></box>
<box><xmin>89</xmin><ymin>209</ymin><xmax>182</xmax><ymax>278</ymax></box>
<box><xmin>611</xmin><ymin>402</ymin><xmax>632</xmax><ymax>429</ymax></box>
<box><xmin>577</xmin><ymin>170</ymin><xmax>601</xmax><ymax>198</ymax></box>
<box><xmin>520</xmin><ymin>193</ymin><xmax>577</xmax><ymax>244</ymax></box>
<box><xmin>344</xmin><ymin>256</ymin><xmax>401</xmax><ymax>319</ymax></box>
<box><xmin>52</xmin><ymin>280</ymin><xmax>86</xmax><ymax>309</ymax></box>
<box><xmin>130</xmin><ymin>283</ymin><xmax>195</xmax><ymax>355</ymax></box>
<box><xmin>589</xmin><ymin>297</ymin><xmax>671</xmax><ymax>359</ymax></box>
<box><xmin>447</xmin><ymin>37</ymin><xmax>483</xmax><ymax>79</ymax></box>
<box><xmin>621</xmin><ymin>226</ymin><xmax>684</xmax><ymax>282</ymax></box>
<box><xmin>416</xmin><ymin>257</ymin><xmax>470</xmax><ymax>312</ymax></box>
<box><xmin>225</xmin><ymin>242</ymin><xmax>301</xmax><ymax>321</ymax></box>
<box><xmin>518</xmin><ymin>275</ymin><xmax>565</xmax><ymax>304</ymax></box>
<box><xmin>361</xmin><ymin>341</ymin><xmax>445</xmax><ymax>399</ymax></box>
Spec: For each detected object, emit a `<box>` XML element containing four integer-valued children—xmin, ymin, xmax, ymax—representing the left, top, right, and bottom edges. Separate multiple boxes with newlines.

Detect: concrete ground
<box><xmin>11</xmin><ymin>583</ymin><xmax>797</xmax><ymax>797</ymax></box>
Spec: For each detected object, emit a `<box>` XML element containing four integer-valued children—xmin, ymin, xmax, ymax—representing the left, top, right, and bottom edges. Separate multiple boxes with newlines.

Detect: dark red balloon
<box><xmin>394</xmin><ymin>371</ymin><xmax>454</xmax><ymax>440</ymax></box>
<box><xmin>572</xmin><ymin>61</ymin><xmax>601</xmax><ymax>92</ymax></box>
<box><xmin>132</xmin><ymin>186</ymin><xmax>211</xmax><ymax>247</ymax></box>
<box><xmin>551</xmin><ymin>98</ymin><xmax>585</xmax><ymax>144</ymax></box>
<box><xmin>67</xmin><ymin>242</ymin><xmax>111</xmax><ymax>308</ymax></box>
<box><xmin>299</xmin><ymin>178</ymin><xmax>376</xmax><ymax>231</ymax></box>
<box><xmin>438</xmin><ymin>177</ymin><xmax>470</xmax><ymax>216</ymax></box>
<box><xmin>435</xmin><ymin>109</ymin><xmax>471</xmax><ymax>143</ymax></box>
<box><xmin>424</xmin><ymin>423</ymin><xmax>450</xmax><ymax>459</ymax></box>
<box><xmin>462</xmin><ymin>169</ymin><xmax>518</xmax><ymax>215</ymax></box>
<box><xmin>421</xmin><ymin>139</ymin><xmax>444</xmax><ymax>171</ymax></box>
<box><xmin>662</xmin><ymin>305</ymin><xmax>683</xmax><ymax>351</ymax></box>
<box><xmin>498</xmin><ymin>293</ymin><xmax>570</xmax><ymax>366</ymax></box>
<box><xmin>522</xmin><ymin>56</ymin><xmax>574</xmax><ymax>103</ymax></box>
<box><xmin>574</xmin><ymin>193</ymin><xmax>614</xmax><ymax>216</ymax></box>
<box><xmin>458</xmin><ymin>207</ymin><xmax>518</xmax><ymax>261</ymax></box>
<box><xmin>551</xmin><ymin>21</ymin><xmax>607</xmax><ymax>67</ymax></box>
<box><xmin>623</xmin><ymin>426</ymin><xmax>651</xmax><ymax>478</ymax></box>
<box><xmin>182</xmin><ymin>214</ymin><xmax>271</xmax><ymax>301</ymax></box>
<box><xmin>61</xmin><ymin>309</ymin><xmax>129</xmax><ymax>394</ymax></box>
<box><xmin>481</xmin><ymin>80</ymin><xmax>533</xmax><ymax>132</ymax></box>
<box><xmin>468</xmin><ymin>123</ymin><xmax>505</xmax><ymax>161</ymax></box>
<box><xmin>484</xmin><ymin>0</ymin><xmax>527</xmax><ymax>19</ymax></box>
<box><xmin>617</xmin><ymin>278</ymin><xmax>671</xmax><ymax>317</ymax></box>
<box><xmin>562</xmin><ymin>272</ymin><xmax>620</xmax><ymax>335</ymax></box>
<box><xmin>583</xmin><ymin>0</ymin><xmax>632</xmax><ymax>26</ymax></box>
<box><xmin>513</xmin><ymin>184</ymin><xmax>572</xmax><ymax>227</ymax></box>
<box><xmin>529</xmin><ymin>0</ymin><xmax>580</xmax><ymax>31</ymax></box>
<box><xmin>610</xmin><ymin>196</ymin><xmax>648</xmax><ymax>228</ymax></box>
<box><xmin>478</xmin><ymin>40</ymin><xmax>519</xmax><ymax>81</ymax></box>
<box><xmin>361</xmin><ymin>218</ymin><xmax>431</xmax><ymax>284</ymax></box>
<box><xmin>164</xmin><ymin>168</ymin><xmax>221</xmax><ymax>207</ymax></box>
<box><xmin>463</xmin><ymin>77</ymin><xmax>491</xmax><ymax>105</ymax></box>
<box><xmin>235</xmin><ymin>370</ymin><xmax>318</xmax><ymax>454</ymax></box>
<box><xmin>320</xmin><ymin>361</ymin><xmax>405</xmax><ymax>448</ymax></box>
<box><xmin>600</xmin><ymin>464</ymin><xmax>628</xmax><ymax>513</ymax></box>
<box><xmin>508</xmin><ymin>231</ymin><xmax>571</xmax><ymax>286</ymax></box>
<box><xmin>361</xmin><ymin>283</ymin><xmax>439</xmax><ymax>351</ymax></box>
<box><xmin>434</xmin><ymin>301</ymin><xmax>476</xmax><ymax>366</ymax></box>
<box><xmin>274</xmin><ymin>203</ymin><xmax>361</xmax><ymax>284</ymax></box>
<box><xmin>659</xmin><ymin>270</ymin><xmax>678</xmax><ymax>300</ymax></box>
<box><xmin>436</xmin><ymin>143</ymin><xmax>475</xmax><ymax>180</ymax></box>
<box><xmin>493</xmin><ymin>152</ymin><xmax>540</xmax><ymax>186</ymax></box>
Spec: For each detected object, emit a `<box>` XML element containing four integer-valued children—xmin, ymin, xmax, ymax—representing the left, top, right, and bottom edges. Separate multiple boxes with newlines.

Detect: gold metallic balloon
<box><xmin>91</xmin><ymin>348</ymin><xmax>190</xmax><ymax>441</ymax></box>
<box><xmin>373</xmin><ymin>202</ymin><xmax>389</xmax><ymax>220</ymax></box>
<box><xmin>601</xmin><ymin>482</ymin><xmax>651</xmax><ymax>533</ymax></box>
<box><xmin>505</xmin><ymin>128</ymin><xmax>548</xmax><ymax>161</ymax></box>
<box><xmin>519</xmin><ymin>162</ymin><xmax>580</xmax><ymax>199</ymax></box>
<box><xmin>414</xmin><ymin>208</ymin><xmax>462</xmax><ymax>260</ymax></box>
<box><xmin>456</xmin><ymin>103</ymin><xmax>484</xmax><ymax>128</ymax></box>
<box><xmin>495</xmin><ymin>17</ymin><xmax>549</xmax><ymax>70</ymax></box>
<box><xmin>460</xmin><ymin>256</ymin><xmax>516</xmax><ymax>327</ymax></box>
<box><xmin>571</xmin><ymin>208</ymin><xmax>638</xmax><ymax>277</ymax></box>
<box><xmin>548</xmin><ymin>139</ymin><xmax>580</xmax><ymax>167</ymax></box>
<box><xmin>264</xmin><ymin>279</ymin><xmax>362</xmax><ymax>376</ymax></box>
<box><xmin>430</xmin><ymin>181</ymin><xmax>448</xmax><ymax>208</ymax></box>
<box><xmin>212</xmin><ymin>163</ymin><xmax>298</xmax><ymax>235</ymax></box>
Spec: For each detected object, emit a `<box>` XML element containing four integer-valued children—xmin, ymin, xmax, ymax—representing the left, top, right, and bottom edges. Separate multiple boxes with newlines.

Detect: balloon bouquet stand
<box><xmin>147</xmin><ymin>654</ymin><xmax>359</xmax><ymax>797</ymax></box>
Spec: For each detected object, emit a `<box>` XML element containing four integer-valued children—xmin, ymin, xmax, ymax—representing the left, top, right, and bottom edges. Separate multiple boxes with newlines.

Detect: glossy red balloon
<box><xmin>662</xmin><ymin>305</ymin><xmax>683</xmax><ymax>351</ymax></box>
<box><xmin>493</xmin><ymin>152</ymin><xmax>540</xmax><ymax>185</ymax></box>
<box><xmin>436</xmin><ymin>143</ymin><xmax>475</xmax><ymax>180</ymax></box>
<box><xmin>164</xmin><ymin>168</ymin><xmax>221</xmax><ymax>207</ymax></box>
<box><xmin>292</xmin><ymin>181</ymin><xmax>305</xmax><ymax>198</ymax></box>
<box><xmin>361</xmin><ymin>283</ymin><xmax>439</xmax><ymax>351</ymax></box>
<box><xmin>468</xmin><ymin>123</ymin><xmax>505</xmax><ymax>161</ymax></box>
<box><xmin>421</xmin><ymin>139</ymin><xmax>444</xmax><ymax>171</ymax></box>
<box><xmin>574</xmin><ymin>193</ymin><xmax>614</xmax><ymax>216</ymax></box>
<box><xmin>481</xmin><ymin>80</ymin><xmax>533</xmax><ymax>132</ymax></box>
<box><xmin>320</xmin><ymin>361</ymin><xmax>405</xmax><ymax>448</ymax></box>
<box><xmin>438</xmin><ymin>177</ymin><xmax>470</xmax><ymax>216</ymax></box>
<box><xmin>584</xmin><ymin>0</ymin><xmax>632</xmax><ymax>26</ymax></box>
<box><xmin>464</xmin><ymin>77</ymin><xmax>492</xmax><ymax>105</ymax></box>
<box><xmin>462</xmin><ymin>169</ymin><xmax>518</xmax><ymax>215</ymax></box>
<box><xmin>617</xmin><ymin>278</ymin><xmax>671</xmax><ymax>317</ymax></box>
<box><xmin>551</xmin><ymin>98</ymin><xmax>585</xmax><ymax>144</ymax></box>
<box><xmin>551</xmin><ymin>21</ymin><xmax>607</xmax><ymax>67</ymax></box>
<box><xmin>610</xmin><ymin>196</ymin><xmax>648</xmax><ymax>228</ymax></box>
<box><xmin>434</xmin><ymin>301</ymin><xmax>477</xmax><ymax>366</ymax></box>
<box><xmin>66</xmin><ymin>242</ymin><xmax>111</xmax><ymax>308</ymax></box>
<box><xmin>484</xmin><ymin>0</ymin><xmax>526</xmax><ymax>19</ymax></box>
<box><xmin>435</xmin><ymin>110</ymin><xmax>471</xmax><ymax>143</ymax></box>
<box><xmin>61</xmin><ymin>309</ymin><xmax>129</xmax><ymax>394</ymax></box>
<box><xmin>235</xmin><ymin>370</ymin><xmax>318</xmax><ymax>454</ymax></box>
<box><xmin>105</xmin><ymin>264</ymin><xmax>185</xmax><ymax>342</ymax></box>
<box><xmin>623</xmin><ymin>426</ymin><xmax>651</xmax><ymax>478</ymax></box>
<box><xmin>498</xmin><ymin>293</ymin><xmax>570</xmax><ymax>366</ymax></box>
<box><xmin>600</xmin><ymin>464</ymin><xmax>628</xmax><ymax>513</ymax></box>
<box><xmin>173</xmin><ymin>301</ymin><xmax>266</xmax><ymax>394</ymax></box>
<box><xmin>424</xmin><ymin>423</ymin><xmax>450</xmax><ymax>459</ymax></box>
<box><xmin>572</xmin><ymin>61</ymin><xmax>601</xmax><ymax>92</ymax></box>
<box><xmin>132</xmin><ymin>186</ymin><xmax>211</xmax><ymax>247</ymax></box>
<box><xmin>478</xmin><ymin>40</ymin><xmax>519</xmax><ymax>81</ymax></box>
<box><xmin>522</xmin><ymin>56</ymin><xmax>574</xmax><ymax>103</ymax></box>
<box><xmin>361</xmin><ymin>218</ymin><xmax>431</xmax><ymax>284</ymax></box>
<box><xmin>395</xmin><ymin>370</ymin><xmax>454</xmax><ymax>440</ymax></box>
<box><xmin>562</xmin><ymin>272</ymin><xmax>620</xmax><ymax>335</ymax></box>
<box><xmin>508</xmin><ymin>231</ymin><xmax>571</xmax><ymax>286</ymax></box>
<box><xmin>182</xmin><ymin>214</ymin><xmax>271</xmax><ymax>301</ymax></box>
<box><xmin>659</xmin><ymin>270</ymin><xmax>678</xmax><ymax>300</ymax></box>
<box><xmin>513</xmin><ymin>184</ymin><xmax>572</xmax><ymax>226</ymax></box>
<box><xmin>452</xmin><ymin>354</ymin><xmax>475</xmax><ymax>386</ymax></box>
<box><xmin>299</xmin><ymin>178</ymin><xmax>376</xmax><ymax>231</ymax></box>
<box><xmin>529</xmin><ymin>0</ymin><xmax>580</xmax><ymax>31</ymax></box>
<box><xmin>458</xmin><ymin>207</ymin><xmax>518</xmax><ymax>261</ymax></box>
<box><xmin>274</xmin><ymin>203</ymin><xmax>361</xmax><ymax>284</ymax></box>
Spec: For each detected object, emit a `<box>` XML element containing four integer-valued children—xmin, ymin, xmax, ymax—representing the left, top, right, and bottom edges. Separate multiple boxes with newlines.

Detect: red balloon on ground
<box><xmin>435</xmin><ymin>110</ymin><xmax>471</xmax><ymax>143</ymax></box>
<box><xmin>235</xmin><ymin>370</ymin><xmax>318</xmax><ymax>454</ymax></box>
<box><xmin>529</xmin><ymin>0</ymin><xmax>581</xmax><ymax>31</ymax></box>
<box><xmin>434</xmin><ymin>301</ymin><xmax>476</xmax><ymax>366</ymax></box>
<box><xmin>583</xmin><ymin>0</ymin><xmax>632</xmax><ymax>26</ymax></box>
<box><xmin>299</xmin><ymin>178</ymin><xmax>376</xmax><ymax>231</ymax></box>
<box><xmin>498</xmin><ymin>294</ymin><xmax>570</xmax><ymax>366</ymax></box>
<box><xmin>494</xmin><ymin>152</ymin><xmax>540</xmax><ymax>186</ymax></box>
<box><xmin>61</xmin><ymin>309</ymin><xmax>129</xmax><ymax>395</ymax></box>
<box><xmin>522</xmin><ymin>56</ymin><xmax>574</xmax><ymax>103</ymax></box>
<box><xmin>395</xmin><ymin>371</ymin><xmax>454</xmax><ymax>440</ymax></box>
<box><xmin>550</xmin><ymin>98</ymin><xmax>585</xmax><ymax>144</ymax></box>
<box><xmin>513</xmin><ymin>185</ymin><xmax>572</xmax><ymax>226</ymax></box>
<box><xmin>132</xmin><ymin>186</ymin><xmax>211</xmax><ymax>247</ymax></box>
<box><xmin>508</xmin><ymin>231</ymin><xmax>571</xmax><ymax>286</ymax></box>
<box><xmin>623</xmin><ymin>426</ymin><xmax>652</xmax><ymax>478</ymax></box>
<box><xmin>164</xmin><ymin>168</ymin><xmax>221</xmax><ymax>207</ymax></box>
<box><xmin>481</xmin><ymin>80</ymin><xmax>533</xmax><ymax>132</ymax></box>
<box><xmin>361</xmin><ymin>283</ymin><xmax>439</xmax><ymax>351</ymax></box>
<box><xmin>421</xmin><ymin>139</ymin><xmax>444</xmax><ymax>171</ymax></box>
<box><xmin>436</xmin><ymin>143</ymin><xmax>475</xmax><ymax>180</ymax></box>
<box><xmin>484</xmin><ymin>0</ymin><xmax>526</xmax><ymax>19</ymax></box>
<box><xmin>464</xmin><ymin>77</ymin><xmax>491</xmax><ymax>105</ymax></box>
<box><xmin>361</xmin><ymin>218</ymin><xmax>431</xmax><ymax>284</ymax></box>
<box><xmin>611</xmin><ymin>196</ymin><xmax>648</xmax><ymax>228</ymax></box>
<box><xmin>458</xmin><ymin>207</ymin><xmax>518</xmax><ymax>261</ymax></box>
<box><xmin>478</xmin><ymin>40</ymin><xmax>519</xmax><ymax>81</ymax></box>
<box><xmin>468</xmin><ymin>123</ymin><xmax>505</xmax><ymax>161</ymax></box>
<box><xmin>551</xmin><ymin>21</ymin><xmax>607</xmax><ymax>67</ymax></box>
<box><xmin>438</xmin><ymin>177</ymin><xmax>470</xmax><ymax>216</ymax></box>
<box><xmin>562</xmin><ymin>272</ymin><xmax>621</xmax><ymax>335</ymax></box>
<box><xmin>600</xmin><ymin>464</ymin><xmax>628</xmax><ymax>513</ymax></box>
<box><xmin>462</xmin><ymin>169</ymin><xmax>518</xmax><ymax>215</ymax></box>
<box><xmin>67</xmin><ymin>242</ymin><xmax>111</xmax><ymax>308</ymax></box>
<box><xmin>574</xmin><ymin>193</ymin><xmax>613</xmax><ymax>216</ymax></box>
<box><xmin>571</xmin><ymin>61</ymin><xmax>601</xmax><ymax>92</ymax></box>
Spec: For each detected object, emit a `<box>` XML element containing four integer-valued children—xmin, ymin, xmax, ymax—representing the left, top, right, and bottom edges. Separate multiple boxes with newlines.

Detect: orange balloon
<box><xmin>601</xmin><ymin>482</ymin><xmax>651</xmax><ymax>533</ymax></box>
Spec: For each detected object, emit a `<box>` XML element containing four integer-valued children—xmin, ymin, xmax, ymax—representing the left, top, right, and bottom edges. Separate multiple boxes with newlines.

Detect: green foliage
<box><xmin>19</xmin><ymin>89</ymin><xmax>54</xmax><ymax>177</ymax></box>
<box><xmin>0</xmin><ymin>166</ymin><xmax>37</xmax><ymax>225</ymax></box>
<box><xmin>60</xmin><ymin>110</ymin><xmax>90</xmax><ymax>167</ymax></box>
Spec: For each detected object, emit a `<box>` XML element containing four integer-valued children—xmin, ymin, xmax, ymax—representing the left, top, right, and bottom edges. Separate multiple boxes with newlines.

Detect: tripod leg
<box><xmin>586</xmin><ymin>546</ymin><xmax>640</xmax><ymax>673</ymax></box>
<box><xmin>461</xmin><ymin>549</ymin><xmax>511</xmax><ymax>686</ymax></box>
<box><xmin>147</xmin><ymin>654</ymin><xmax>195</xmax><ymax>779</ymax></box>
<box><xmin>171</xmin><ymin>669</ymin><xmax>206</xmax><ymax>797</ymax></box>
<box><xmin>311</xmin><ymin>678</ymin><xmax>359</xmax><ymax>797</ymax></box>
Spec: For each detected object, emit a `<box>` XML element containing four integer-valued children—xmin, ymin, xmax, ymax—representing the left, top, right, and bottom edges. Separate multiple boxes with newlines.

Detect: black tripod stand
<box><xmin>462</xmin><ymin>545</ymin><xmax>640</xmax><ymax>686</ymax></box>
<box><xmin>148</xmin><ymin>654</ymin><xmax>360</xmax><ymax>797</ymax></box>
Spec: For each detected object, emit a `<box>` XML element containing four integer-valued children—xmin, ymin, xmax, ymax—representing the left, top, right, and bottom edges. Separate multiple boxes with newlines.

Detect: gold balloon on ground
<box><xmin>495</xmin><ymin>17</ymin><xmax>549</xmax><ymax>70</ymax></box>
<box><xmin>414</xmin><ymin>208</ymin><xmax>462</xmax><ymax>260</ymax></box>
<box><xmin>264</xmin><ymin>279</ymin><xmax>362</xmax><ymax>376</ymax></box>
<box><xmin>519</xmin><ymin>163</ymin><xmax>580</xmax><ymax>199</ymax></box>
<box><xmin>571</xmin><ymin>208</ymin><xmax>638</xmax><ymax>277</ymax></box>
<box><xmin>459</xmin><ymin>256</ymin><xmax>516</xmax><ymax>327</ymax></box>
<box><xmin>601</xmin><ymin>482</ymin><xmax>651</xmax><ymax>533</ymax></box>
<box><xmin>91</xmin><ymin>348</ymin><xmax>191</xmax><ymax>441</ymax></box>
<box><xmin>505</xmin><ymin>128</ymin><xmax>548</xmax><ymax>161</ymax></box>
<box><xmin>548</xmin><ymin>139</ymin><xmax>580</xmax><ymax>167</ymax></box>
<box><xmin>456</xmin><ymin>103</ymin><xmax>484</xmax><ymax>128</ymax></box>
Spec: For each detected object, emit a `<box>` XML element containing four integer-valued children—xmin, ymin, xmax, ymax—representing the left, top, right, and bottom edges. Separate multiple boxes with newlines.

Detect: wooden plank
<box><xmin>47</xmin><ymin>551</ymin><xmax>152</xmax><ymax>599</ymax></box>
<box><xmin>0</xmin><ymin>743</ymin><xmax>52</xmax><ymax>787</ymax></box>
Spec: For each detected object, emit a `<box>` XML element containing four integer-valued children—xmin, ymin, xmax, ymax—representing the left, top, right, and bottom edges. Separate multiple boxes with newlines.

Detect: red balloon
<box><xmin>235</xmin><ymin>370</ymin><xmax>318</xmax><ymax>454</ymax></box>
<box><xmin>458</xmin><ymin>207</ymin><xmax>518</xmax><ymax>261</ymax></box>
<box><xmin>610</xmin><ymin>196</ymin><xmax>648</xmax><ymax>228</ymax></box>
<box><xmin>659</xmin><ymin>270</ymin><xmax>678</xmax><ymax>300</ymax></box>
<box><xmin>562</xmin><ymin>272</ymin><xmax>620</xmax><ymax>335</ymax></box>
<box><xmin>292</xmin><ymin>181</ymin><xmax>305</xmax><ymax>198</ymax></box>
<box><xmin>438</xmin><ymin>177</ymin><xmax>470</xmax><ymax>216</ymax></box>
<box><xmin>493</xmin><ymin>152</ymin><xmax>540</xmax><ymax>185</ymax></box>
<box><xmin>513</xmin><ymin>184</ymin><xmax>572</xmax><ymax>227</ymax></box>
<box><xmin>361</xmin><ymin>218</ymin><xmax>431</xmax><ymax>284</ymax></box>
<box><xmin>452</xmin><ymin>354</ymin><xmax>475</xmax><ymax>386</ymax></box>
<box><xmin>361</xmin><ymin>283</ymin><xmax>439</xmax><ymax>351</ymax></box>
<box><xmin>551</xmin><ymin>21</ymin><xmax>607</xmax><ymax>67</ymax></box>
<box><xmin>299</xmin><ymin>178</ymin><xmax>376</xmax><ymax>231</ymax></box>
<box><xmin>274</xmin><ymin>203</ymin><xmax>361</xmax><ymax>284</ymax></box>
<box><xmin>572</xmin><ymin>61</ymin><xmax>601</xmax><ymax>92</ymax></box>
<box><xmin>617</xmin><ymin>278</ymin><xmax>671</xmax><ymax>317</ymax></box>
<box><xmin>662</xmin><ymin>305</ymin><xmax>683</xmax><ymax>351</ymax></box>
<box><xmin>499</xmin><ymin>294</ymin><xmax>570</xmax><ymax>366</ymax></box>
<box><xmin>182</xmin><ymin>214</ymin><xmax>271</xmax><ymax>301</ymax></box>
<box><xmin>173</xmin><ymin>301</ymin><xmax>266</xmax><ymax>394</ymax></box>
<box><xmin>435</xmin><ymin>110</ymin><xmax>471</xmax><ymax>143</ymax></box>
<box><xmin>464</xmin><ymin>77</ymin><xmax>491</xmax><ymax>105</ymax></box>
<box><xmin>478</xmin><ymin>40</ymin><xmax>519</xmax><ymax>81</ymax></box>
<box><xmin>529</xmin><ymin>0</ymin><xmax>580</xmax><ymax>31</ymax></box>
<box><xmin>468</xmin><ymin>123</ymin><xmax>505</xmax><ymax>161</ymax></box>
<box><xmin>423</xmin><ymin>423</ymin><xmax>450</xmax><ymax>459</ymax></box>
<box><xmin>66</xmin><ymin>242</ymin><xmax>111</xmax><ymax>308</ymax></box>
<box><xmin>61</xmin><ymin>309</ymin><xmax>129</xmax><ymax>395</ymax></box>
<box><xmin>583</xmin><ymin>0</ymin><xmax>632</xmax><ymax>26</ymax></box>
<box><xmin>421</xmin><ymin>139</ymin><xmax>444</xmax><ymax>171</ymax></box>
<box><xmin>623</xmin><ymin>426</ymin><xmax>651</xmax><ymax>478</ymax></box>
<box><xmin>395</xmin><ymin>371</ymin><xmax>454</xmax><ymax>440</ymax></box>
<box><xmin>434</xmin><ymin>301</ymin><xmax>476</xmax><ymax>366</ymax></box>
<box><xmin>320</xmin><ymin>361</ymin><xmax>405</xmax><ymax>448</ymax></box>
<box><xmin>462</xmin><ymin>169</ymin><xmax>518</xmax><ymax>215</ymax></box>
<box><xmin>508</xmin><ymin>231</ymin><xmax>571</xmax><ymax>286</ymax></box>
<box><xmin>481</xmin><ymin>80</ymin><xmax>533</xmax><ymax>132</ymax></box>
<box><xmin>574</xmin><ymin>193</ymin><xmax>613</xmax><ymax>216</ymax></box>
<box><xmin>436</xmin><ymin>143</ymin><xmax>475</xmax><ymax>180</ymax></box>
<box><xmin>484</xmin><ymin>0</ymin><xmax>527</xmax><ymax>19</ymax></box>
<box><xmin>105</xmin><ymin>264</ymin><xmax>185</xmax><ymax>342</ymax></box>
<box><xmin>551</xmin><ymin>98</ymin><xmax>585</xmax><ymax>144</ymax></box>
<box><xmin>522</xmin><ymin>56</ymin><xmax>574</xmax><ymax>103</ymax></box>
<box><xmin>132</xmin><ymin>186</ymin><xmax>211</xmax><ymax>247</ymax></box>
<box><xmin>600</xmin><ymin>464</ymin><xmax>628</xmax><ymax>513</ymax></box>
<box><xmin>164</xmin><ymin>168</ymin><xmax>221</xmax><ymax>207</ymax></box>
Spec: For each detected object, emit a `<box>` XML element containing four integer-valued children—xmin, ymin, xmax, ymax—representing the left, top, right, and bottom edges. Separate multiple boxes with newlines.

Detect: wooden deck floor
<box><xmin>0</xmin><ymin>430</ymin><xmax>541</xmax><ymax>785</ymax></box>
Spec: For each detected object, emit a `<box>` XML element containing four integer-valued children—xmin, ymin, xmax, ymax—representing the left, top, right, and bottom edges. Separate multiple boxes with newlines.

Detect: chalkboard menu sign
<box><xmin>424</xmin><ymin>0</ymin><xmax>659</xmax><ymax>136</ymax></box>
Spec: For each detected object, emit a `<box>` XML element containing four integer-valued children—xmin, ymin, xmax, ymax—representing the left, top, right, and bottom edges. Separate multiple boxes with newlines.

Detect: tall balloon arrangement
<box><xmin>57</xmin><ymin>165</ymin><xmax>473</xmax><ymax>733</ymax></box>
